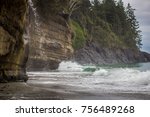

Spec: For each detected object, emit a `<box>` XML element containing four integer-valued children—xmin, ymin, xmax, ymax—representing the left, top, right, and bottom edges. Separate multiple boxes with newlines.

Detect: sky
<box><xmin>121</xmin><ymin>0</ymin><xmax>150</xmax><ymax>53</ymax></box>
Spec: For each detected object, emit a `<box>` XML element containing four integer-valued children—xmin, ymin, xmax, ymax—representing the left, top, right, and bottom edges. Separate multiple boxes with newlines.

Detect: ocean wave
<box><xmin>58</xmin><ymin>61</ymin><xmax>83</xmax><ymax>72</ymax></box>
<box><xmin>93</xmin><ymin>69</ymin><xmax>108</xmax><ymax>76</ymax></box>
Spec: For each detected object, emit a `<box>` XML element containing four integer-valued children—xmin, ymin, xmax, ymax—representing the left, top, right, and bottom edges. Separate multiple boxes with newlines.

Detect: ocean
<box><xmin>27</xmin><ymin>61</ymin><xmax>150</xmax><ymax>100</ymax></box>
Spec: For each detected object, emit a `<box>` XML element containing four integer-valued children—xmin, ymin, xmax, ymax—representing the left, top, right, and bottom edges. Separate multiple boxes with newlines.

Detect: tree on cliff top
<box><xmin>126</xmin><ymin>3</ymin><xmax>142</xmax><ymax>48</ymax></box>
<box><xmin>71</xmin><ymin>0</ymin><xmax>142</xmax><ymax>49</ymax></box>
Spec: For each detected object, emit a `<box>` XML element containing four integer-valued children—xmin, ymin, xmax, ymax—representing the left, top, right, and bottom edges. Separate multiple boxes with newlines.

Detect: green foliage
<box><xmin>35</xmin><ymin>0</ymin><xmax>142</xmax><ymax>50</ymax></box>
<box><xmin>70</xmin><ymin>20</ymin><xmax>86</xmax><ymax>49</ymax></box>
<box><xmin>34</xmin><ymin>0</ymin><xmax>80</xmax><ymax>19</ymax></box>
<box><xmin>92</xmin><ymin>25</ymin><xmax>124</xmax><ymax>48</ymax></box>
<box><xmin>126</xmin><ymin>3</ymin><xmax>142</xmax><ymax>48</ymax></box>
<box><xmin>71</xmin><ymin>0</ymin><xmax>142</xmax><ymax>50</ymax></box>
<box><xmin>34</xmin><ymin>0</ymin><xmax>66</xmax><ymax>18</ymax></box>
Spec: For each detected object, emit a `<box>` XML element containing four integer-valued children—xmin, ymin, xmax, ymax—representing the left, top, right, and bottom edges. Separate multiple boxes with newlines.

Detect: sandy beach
<box><xmin>0</xmin><ymin>80</ymin><xmax>150</xmax><ymax>100</ymax></box>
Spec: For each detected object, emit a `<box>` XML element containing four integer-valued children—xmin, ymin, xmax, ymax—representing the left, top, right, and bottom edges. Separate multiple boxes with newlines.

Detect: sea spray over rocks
<box><xmin>58</xmin><ymin>61</ymin><xmax>83</xmax><ymax>72</ymax></box>
<box><xmin>57</xmin><ymin>61</ymin><xmax>150</xmax><ymax>90</ymax></box>
<box><xmin>58</xmin><ymin>61</ymin><xmax>100</xmax><ymax>72</ymax></box>
<box><xmin>93</xmin><ymin>69</ymin><xmax>108</xmax><ymax>76</ymax></box>
<box><xmin>26</xmin><ymin>62</ymin><xmax>150</xmax><ymax>99</ymax></box>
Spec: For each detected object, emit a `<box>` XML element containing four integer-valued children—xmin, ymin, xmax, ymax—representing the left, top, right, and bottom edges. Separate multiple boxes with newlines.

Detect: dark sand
<box><xmin>0</xmin><ymin>80</ymin><xmax>150</xmax><ymax>100</ymax></box>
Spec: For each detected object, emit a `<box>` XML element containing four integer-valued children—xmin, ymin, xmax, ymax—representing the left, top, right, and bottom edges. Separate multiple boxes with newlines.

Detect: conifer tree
<box><xmin>71</xmin><ymin>0</ymin><xmax>142</xmax><ymax>49</ymax></box>
<box><xmin>126</xmin><ymin>3</ymin><xmax>142</xmax><ymax>48</ymax></box>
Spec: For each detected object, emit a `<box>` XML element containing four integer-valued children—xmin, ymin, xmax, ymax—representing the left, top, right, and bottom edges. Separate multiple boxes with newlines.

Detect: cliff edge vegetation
<box><xmin>71</xmin><ymin>0</ymin><xmax>142</xmax><ymax>49</ymax></box>
<box><xmin>70</xmin><ymin>0</ymin><xmax>150</xmax><ymax>64</ymax></box>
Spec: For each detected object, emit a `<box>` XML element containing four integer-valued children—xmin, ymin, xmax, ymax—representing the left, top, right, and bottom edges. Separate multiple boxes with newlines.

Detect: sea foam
<box><xmin>58</xmin><ymin>61</ymin><xmax>83</xmax><ymax>72</ymax></box>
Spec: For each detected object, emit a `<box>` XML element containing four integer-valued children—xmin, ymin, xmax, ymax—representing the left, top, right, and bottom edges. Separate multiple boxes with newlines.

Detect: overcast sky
<box><xmin>122</xmin><ymin>0</ymin><xmax>150</xmax><ymax>53</ymax></box>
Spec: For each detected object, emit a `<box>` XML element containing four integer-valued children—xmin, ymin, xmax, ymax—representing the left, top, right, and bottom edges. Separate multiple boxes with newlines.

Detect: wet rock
<box><xmin>27</xmin><ymin>0</ymin><xmax>73</xmax><ymax>71</ymax></box>
<box><xmin>141</xmin><ymin>52</ymin><xmax>150</xmax><ymax>62</ymax></box>
<box><xmin>0</xmin><ymin>0</ymin><xmax>28</xmax><ymax>82</ymax></box>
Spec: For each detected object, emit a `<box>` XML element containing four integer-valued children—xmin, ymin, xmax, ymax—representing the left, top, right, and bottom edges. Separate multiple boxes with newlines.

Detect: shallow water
<box><xmin>26</xmin><ymin>61</ymin><xmax>150</xmax><ymax>100</ymax></box>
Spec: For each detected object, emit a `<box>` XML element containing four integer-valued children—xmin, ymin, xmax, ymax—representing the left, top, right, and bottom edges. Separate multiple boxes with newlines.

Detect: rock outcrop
<box><xmin>141</xmin><ymin>52</ymin><xmax>150</xmax><ymax>62</ymax></box>
<box><xmin>27</xmin><ymin>0</ymin><xmax>73</xmax><ymax>71</ymax></box>
<box><xmin>74</xmin><ymin>42</ymin><xmax>150</xmax><ymax>65</ymax></box>
<box><xmin>0</xmin><ymin>0</ymin><xmax>28</xmax><ymax>82</ymax></box>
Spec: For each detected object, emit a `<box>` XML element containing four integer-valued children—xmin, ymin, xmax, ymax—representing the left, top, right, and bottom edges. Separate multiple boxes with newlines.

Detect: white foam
<box><xmin>58</xmin><ymin>61</ymin><xmax>83</xmax><ymax>72</ymax></box>
<box><xmin>91</xmin><ymin>68</ymin><xmax>150</xmax><ymax>91</ymax></box>
<box><xmin>28</xmin><ymin>63</ymin><xmax>150</xmax><ymax>93</ymax></box>
<box><xmin>93</xmin><ymin>69</ymin><xmax>108</xmax><ymax>76</ymax></box>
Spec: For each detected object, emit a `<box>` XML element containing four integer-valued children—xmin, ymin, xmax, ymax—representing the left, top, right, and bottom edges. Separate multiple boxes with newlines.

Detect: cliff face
<box><xmin>27</xmin><ymin>0</ymin><xmax>73</xmax><ymax>70</ymax></box>
<box><xmin>0</xmin><ymin>0</ymin><xmax>28</xmax><ymax>82</ymax></box>
<box><xmin>74</xmin><ymin>42</ymin><xmax>150</xmax><ymax>65</ymax></box>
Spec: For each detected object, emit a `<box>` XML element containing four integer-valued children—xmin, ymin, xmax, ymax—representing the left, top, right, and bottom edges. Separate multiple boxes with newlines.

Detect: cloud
<box><xmin>140</xmin><ymin>26</ymin><xmax>150</xmax><ymax>33</ymax></box>
<box><xmin>122</xmin><ymin>0</ymin><xmax>150</xmax><ymax>52</ymax></box>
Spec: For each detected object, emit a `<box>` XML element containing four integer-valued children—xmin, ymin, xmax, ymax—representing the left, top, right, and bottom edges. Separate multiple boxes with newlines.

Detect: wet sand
<box><xmin>0</xmin><ymin>82</ymin><xmax>64</xmax><ymax>100</ymax></box>
<box><xmin>0</xmin><ymin>80</ymin><xmax>150</xmax><ymax>100</ymax></box>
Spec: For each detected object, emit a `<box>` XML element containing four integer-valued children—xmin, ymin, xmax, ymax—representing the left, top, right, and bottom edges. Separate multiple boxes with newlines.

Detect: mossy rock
<box><xmin>0</xmin><ymin>0</ymin><xmax>28</xmax><ymax>82</ymax></box>
<box><xmin>70</xmin><ymin>20</ymin><xmax>86</xmax><ymax>50</ymax></box>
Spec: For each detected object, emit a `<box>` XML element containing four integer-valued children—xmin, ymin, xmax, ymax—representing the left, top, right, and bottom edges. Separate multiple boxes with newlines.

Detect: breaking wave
<box><xmin>58</xmin><ymin>61</ymin><xmax>83</xmax><ymax>72</ymax></box>
<box><xmin>28</xmin><ymin>61</ymin><xmax>150</xmax><ymax>93</ymax></box>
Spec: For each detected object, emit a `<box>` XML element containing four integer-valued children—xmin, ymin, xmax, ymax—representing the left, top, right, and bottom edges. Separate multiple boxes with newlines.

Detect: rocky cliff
<box><xmin>74</xmin><ymin>42</ymin><xmax>150</xmax><ymax>65</ymax></box>
<box><xmin>0</xmin><ymin>0</ymin><xmax>28</xmax><ymax>82</ymax></box>
<box><xmin>27</xmin><ymin>0</ymin><xmax>73</xmax><ymax>71</ymax></box>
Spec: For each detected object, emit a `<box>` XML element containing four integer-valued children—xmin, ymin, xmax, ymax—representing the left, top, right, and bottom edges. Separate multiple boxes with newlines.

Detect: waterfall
<box><xmin>28</xmin><ymin>0</ymin><xmax>40</xmax><ymax>27</ymax></box>
<box><xmin>28</xmin><ymin>0</ymin><xmax>43</xmax><ymax>52</ymax></box>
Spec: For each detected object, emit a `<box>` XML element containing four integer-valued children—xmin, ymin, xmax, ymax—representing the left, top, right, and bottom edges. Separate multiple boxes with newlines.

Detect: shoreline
<box><xmin>0</xmin><ymin>82</ymin><xmax>150</xmax><ymax>100</ymax></box>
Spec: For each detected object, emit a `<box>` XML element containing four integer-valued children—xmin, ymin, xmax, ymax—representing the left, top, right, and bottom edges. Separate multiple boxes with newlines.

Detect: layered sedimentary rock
<box><xmin>74</xmin><ymin>42</ymin><xmax>150</xmax><ymax>65</ymax></box>
<box><xmin>0</xmin><ymin>0</ymin><xmax>28</xmax><ymax>82</ymax></box>
<box><xmin>27</xmin><ymin>0</ymin><xmax>73</xmax><ymax>70</ymax></box>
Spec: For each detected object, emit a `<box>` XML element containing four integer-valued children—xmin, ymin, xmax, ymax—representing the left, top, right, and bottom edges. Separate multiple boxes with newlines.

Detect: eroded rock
<box><xmin>27</xmin><ymin>0</ymin><xmax>73</xmax><ymax>71</ymax></box>
<box><xmin>0</xmin><ymin>0</ymin><xmax>28</xmax><ymax>82</ymax></box>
